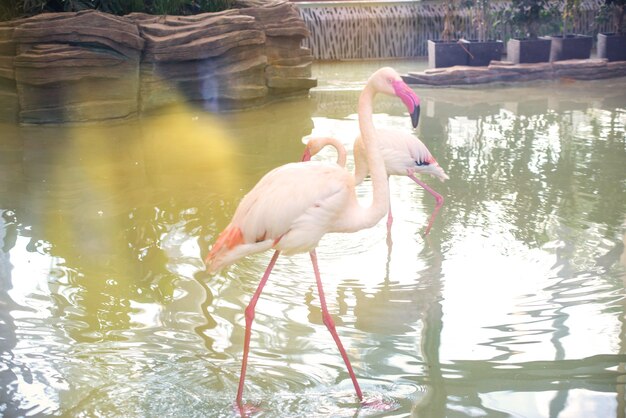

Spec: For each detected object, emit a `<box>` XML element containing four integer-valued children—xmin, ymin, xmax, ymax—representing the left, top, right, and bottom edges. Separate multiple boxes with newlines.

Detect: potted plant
<box><xmin>499</xmin><ymin>0</ymin><xmax>556</xmax><ymax>64</ymax></box>
<box><xmin>548</xmin><ymin>0</ymin><xmax>593</xmax><ymax>61</ymax></box>
<box><xmin>597</xmin><ymin>0</ymin><xmax>626</xmax><ymax>61</ymax></box>
<box><xmin>428</xmin><ymin>0</ymin><xmax>469</xmax><ymax>68</ymax></box>
<box><xmin>461</xmin><ymin>0</ymin><xmax>503</xmax><ymax>66</ymax></box>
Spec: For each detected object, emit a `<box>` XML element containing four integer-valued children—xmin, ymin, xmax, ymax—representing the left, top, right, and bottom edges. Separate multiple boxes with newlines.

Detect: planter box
<box><xmin>428</xmin><ymin>39</ymin><xmax>468</xmax><ymax>68</ymax></box>
<box><xmin>460</xmin><ymin>39</ymin><xmax>503</xmax><ymax>66</ymax></box>
<box><xmin>548</xmin><ymin>34</ymin><xmax>592</xmax><ymax>61</ymax></box>
<box><xmin>506</xmin><ymin>38</ymin><xmax>551</xmax><ymax>64</ymax></box>
<box><xmin>597</xmin><ymin>33</ymin><xmax>626</xmax><ymax>62</ymax></box>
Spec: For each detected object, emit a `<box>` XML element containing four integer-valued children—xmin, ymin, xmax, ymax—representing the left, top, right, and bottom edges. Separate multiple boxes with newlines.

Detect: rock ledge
<box><xmin>0</xmin><ymin>2</ymin><xmax>316</xmax><ymax>124</ymax></box>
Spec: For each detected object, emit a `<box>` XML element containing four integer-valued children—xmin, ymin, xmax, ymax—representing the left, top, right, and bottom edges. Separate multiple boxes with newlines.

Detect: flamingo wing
<box><xmin>354</xmin><ymin>128</ymin><xmax>427</xmax><ymax>179</ymax></box>
<box><xmin>377</xmin><ymin>128</ymin><xmax>449</xmax><ymax>181</ymax></box>
<box><xmin>207</xmin><ymin>161</ymin><xmax>354</xmax><ymax>272</ymax></box>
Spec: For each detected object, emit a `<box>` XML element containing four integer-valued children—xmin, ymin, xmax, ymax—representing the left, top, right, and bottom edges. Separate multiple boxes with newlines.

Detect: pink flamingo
<box><xmin>205</xmin><ymin>67</ymin><xmax>421</xmax><ymax>411</ymax></box>
<box><xmin>302</xmin><ymin>131</ymin><xmax>448</xmax><ymax>237</ymax></box>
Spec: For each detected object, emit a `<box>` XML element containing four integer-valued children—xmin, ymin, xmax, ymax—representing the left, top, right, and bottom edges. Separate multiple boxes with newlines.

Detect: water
<box><xmin>1</xmin><ymin>59</ymin><xmax>625</xmax><ymax>417</ymax></box>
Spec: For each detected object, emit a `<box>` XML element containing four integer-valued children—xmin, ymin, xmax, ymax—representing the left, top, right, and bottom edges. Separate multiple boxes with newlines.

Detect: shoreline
<box><xmin>402</xmin><ymin>59</ymin><xmax>626</xmax><ymax>86</ymax></box>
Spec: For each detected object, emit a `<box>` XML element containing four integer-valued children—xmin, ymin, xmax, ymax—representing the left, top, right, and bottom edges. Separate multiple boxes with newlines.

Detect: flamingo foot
<box><xmin>422</xmin><ymin>195</ymin><xmax>444</xmax><ymax>237</ymax></box>
<box><xmin>234</xmin><ymin>400</ymin><xmax>262</xmax><ymax>417</ymax></box>
<box><xmin>362</xmin><ymin>398</ymin><xmax>398</xmax><ymax>411</ymax></box>
<box><xmin>407</xmin><ymin>171</ymin><xmax>444</xmax><ymax>237</ymax></box>
<box><xmin>359</xmin><ymin>391</ymin><xmax>401</xmax><ymax>413</ymax></box>
<box><xmin>422</xmin><ymin>218</ymin><xmax>435</xmax><ymax>237</ymax></box>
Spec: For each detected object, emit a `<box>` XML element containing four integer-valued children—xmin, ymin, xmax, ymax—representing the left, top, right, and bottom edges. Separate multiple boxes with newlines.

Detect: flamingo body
<box><xmin>354</xmin><ymin>128</ymin><xmax>448</xmax><ymax>183</ymax></box>
<box><xmin>356</xmin><ymin>128</ymin><xmax>448</xmax><ymax>236</ymax></box>
<box><xmin>207</xmin><ymin>161</ymin><xmax>361</xmax><ymax>272</ymax></box>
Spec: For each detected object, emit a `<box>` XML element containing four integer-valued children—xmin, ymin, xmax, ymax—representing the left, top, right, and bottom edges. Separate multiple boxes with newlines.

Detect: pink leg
<box><xmin>386</xmin><ymin>201</ymin><xmax>393</xmax><ymax>232</ymax></box>
<box><xmin>386</xmin><ymin>175</ymin><xmax>393</xmax><ymax>236</ymax></box>
<box><xmin>386</xmin><ymin>197</ymin><xmax>394</xmax><ymax>248</ymax></box>
<box><xmin>309</xmin><ymin>250</ymin><xmax>363</xmax><ymax>401</ymax></box>
<box><xmin>407</xmin><ymin>171</ymin><xmax>444</xmax><ymax>236</ymax></box>
<box><xmin>386</xmin><ymin>176</ymin><xmax>393</xmax><ymax>233</ymax></box>
<box><xmin>237</xmin><ymin>250</ymin><xmax>280</xmax><ymax>409</ymax></box>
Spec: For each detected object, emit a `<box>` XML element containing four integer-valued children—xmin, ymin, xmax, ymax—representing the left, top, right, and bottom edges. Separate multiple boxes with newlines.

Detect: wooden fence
<box><xmin>294</xmin><ymin>0</ymin><xmax>611</xmax><ymax>60</ymax></box>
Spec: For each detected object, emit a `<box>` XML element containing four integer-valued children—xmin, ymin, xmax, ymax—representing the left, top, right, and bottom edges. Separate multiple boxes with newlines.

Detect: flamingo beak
<box><xmin>392</xmin><ymin>79</ymin><xmax>421</xmax><ymax>128</ymax></box>
<box><xmin>411</xmin><ymin>104</ymin><xmax>421</xmax><ymax>129</ymax></box>
<box><xmin>301</xmin><ymin>146</ymin><xmax>312</xmax><ymax>162</ymax></box>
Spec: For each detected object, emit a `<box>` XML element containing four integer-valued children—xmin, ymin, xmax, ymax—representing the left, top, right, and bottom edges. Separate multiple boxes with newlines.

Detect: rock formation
<box><xmin>403</xmin><ymin>59</ymin><xmax>626</xmax><ymax>86</ymax></box>
<box><xmin>132</xmin><ymin>9</ymin><xmax>268</xmax><ymax>112</ymax></box>
<box><xmin>0</xmin><ymin>20</ymin><xmax>18</xmax><ymax>122</ymax></box>
<box><xmin>1</xmin><ymin>1</ymin><xmax>316</xmax><ymax>124</ymax></box>
<box><xmin>240</xmin><ymin>2</ymin><xmax>316</xmax><ymax>96</ymax></box>
<box><xmin>12</xmin><ymin>10</ymin><xmax>143</xmax><ymax>124</ymax></box>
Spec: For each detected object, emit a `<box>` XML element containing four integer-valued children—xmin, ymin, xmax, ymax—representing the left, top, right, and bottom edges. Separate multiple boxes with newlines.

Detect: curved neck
<box><xmin>325</xmin><ymin>137</ymin><xmax>347</xmax><ymax>167</ymax></box>
<box><xmin>352</xmin><ymin>136</ymin><xmax>368</xmax><ymax>185</ymax></box>
<box><xmin>353</xmin><ymin>83</ymin><xmax>389</xmax><ymax>228</ymax></box>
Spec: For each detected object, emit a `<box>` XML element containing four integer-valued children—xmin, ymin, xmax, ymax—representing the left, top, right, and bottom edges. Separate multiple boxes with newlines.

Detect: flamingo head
<box><xmin>301</xmin><ymin>136</ymin><xmax>347</xmax><ymax>168</ymax></box>
<box><xmin>301</xmin><ymin>137</ymin><xmax>318</xmax><ymax>161</ymax></box>
<box><xmin>301</xmin><ymin>145</ymin><xmax>312</xmax><ymax>162</ymax></box>
<box><xmin>301</xmin><ymin>137</ymin><xmax>334</xmax><ymax>162</ymax></box>
<box><xmin>369</xmin><ymin>67</ymin><xmax>421</xmax><ymax>129</ymax></box>
<box><xmin>392</xmin><ymin>79</ymin><xmax>420</xmax><ymax>129</ymax></box>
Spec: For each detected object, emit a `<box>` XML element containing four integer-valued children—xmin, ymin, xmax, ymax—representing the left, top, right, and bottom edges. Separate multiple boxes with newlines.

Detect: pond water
<box><xmin>1</xmin><ymin>59</ymin><xmax>626</xmax><ymax>417</ymax></box>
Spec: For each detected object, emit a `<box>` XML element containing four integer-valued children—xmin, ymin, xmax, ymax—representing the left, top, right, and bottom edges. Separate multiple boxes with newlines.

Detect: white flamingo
<box><xmin>302</xmin><ymin>131</ymin><xmax>449</xmax><ymax>236</ymax></box>
<box><xmin>205</xmin><ymin>67</ymin><xmax>421</xmax><ymax>411</ymax></box>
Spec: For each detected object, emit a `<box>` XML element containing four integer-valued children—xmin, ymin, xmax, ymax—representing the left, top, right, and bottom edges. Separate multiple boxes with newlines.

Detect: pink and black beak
<box><xmin>301</xmin><ymin>145</ymin><xmax>312</xmax><ymax>162</ymax></box>
<box><xmin>392</xmin><ymin>79</ymin><xmax>421</xmax><ymax>128</ymax></box>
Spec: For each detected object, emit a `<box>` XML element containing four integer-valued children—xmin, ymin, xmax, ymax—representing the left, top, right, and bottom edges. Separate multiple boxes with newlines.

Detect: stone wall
<box><xmin>0</xmin><ymin>0</ymin><xmax>316</xmax><ymax>124</ymax></box>
<box><xmin>12</xmin><ymin>11</ymin><xmax>144</xmax><ymax>124</ymax></box>
<box><xmin>0</xmin><ymin>20</ymin><xmax>18</xmax><ymax>122</ymax></box>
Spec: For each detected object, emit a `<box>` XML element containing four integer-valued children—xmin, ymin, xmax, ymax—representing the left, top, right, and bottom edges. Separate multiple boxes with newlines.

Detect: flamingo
<box><xmin>205</xmin><ymin>67</ymin><xmax>421</xmax><ymax>410</ymax></box>
<box><xmin>302</xmin><ymin>131</ymin><xmax>449</xmax><ymax>237</ymax></box>
<box><xmin>354</xmin><ymin>129</ymin><xmax>449</xmax><ymax>236</ymax></box>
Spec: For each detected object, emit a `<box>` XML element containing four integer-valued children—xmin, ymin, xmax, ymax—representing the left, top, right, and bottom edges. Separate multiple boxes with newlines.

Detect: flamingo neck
<box><xmin>352</xmin><ymin>137</ymin><xmax>368</xmax><ymax>185</ymax></box>
<box><xmin>326</xmin><ymin>137</ymin><xmax>347</xmax><ymax>167</ymax></box>
<box><xmin>353</xmin><ymin>83</ymin><xmax>389</xmax><ymax>229</ymax></box>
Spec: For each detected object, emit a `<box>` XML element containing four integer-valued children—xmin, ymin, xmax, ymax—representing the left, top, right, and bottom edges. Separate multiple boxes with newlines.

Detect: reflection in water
<box><xmin>0</xmin><ymin>210</ymin><xmax>23</xmax><ymax>417</ymax></box>
<box><xmin>413</xmin><ymin>78</ymin><xmax>626</xmax><ymax>417</ymax></box>
<box><xmin>0</xmin><ymin>66</ymin><xmax>625</xmax><ymax>416</ymax></box>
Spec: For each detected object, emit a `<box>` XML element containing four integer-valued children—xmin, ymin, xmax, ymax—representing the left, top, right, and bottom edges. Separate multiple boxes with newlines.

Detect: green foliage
<box><xmin>0</xmin><ymin>0</ymin><xmax>20</xmax><ymax>21</ymax></box>
<box><xmin>0</xmin><ymin>0</ymin><xmax>236</xmax><ymax>21</ymax></box>
<box><xmin>441</xmin><ymin>0</ymin><xmax>458</xmax><ymax>42</ymax></box>
<box><xmin>195</xmin><ymin>0</ymin><xmax>236</xmax><ymax>13</ymax></box>
<box><xmin>94</xmin><ymin>0</ymin><xmax>147</xmax><ymax>15</ymax></box>
<box><xmin>465</xmin><ymin>0</ymin><xmax>492</xmax><ymax>41</ymax></box>
<box><xmin>497</xmin><ymin>0</ymin><xmax>559</xmax><ymax>39</ymax></box>
<box><xmin>597</xmin><ymin>0</ymin><xmax>626</xmax><ymax>33</ymax></box>
<box><xmin>562</xmin><ymin>0</ymin><xmax>581</xmax><ymax>36</ymax></box>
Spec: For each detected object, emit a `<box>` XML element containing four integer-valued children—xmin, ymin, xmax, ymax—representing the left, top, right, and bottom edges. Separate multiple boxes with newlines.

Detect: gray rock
<box><xmin>2</xmin><ymin>2</ymin><xmax>316</xmax><ymax>123</ymax></box>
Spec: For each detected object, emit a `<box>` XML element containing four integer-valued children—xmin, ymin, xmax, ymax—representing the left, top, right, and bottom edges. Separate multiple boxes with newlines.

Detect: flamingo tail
<box><xmin>205</xmin><ymin>225</ymin><xmax>244</xmax><ymax>265</ymax></box>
